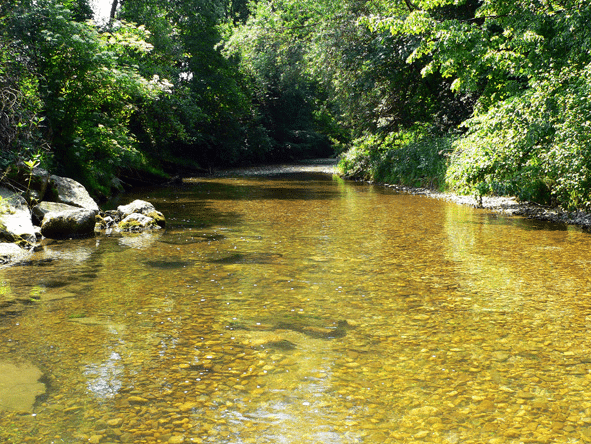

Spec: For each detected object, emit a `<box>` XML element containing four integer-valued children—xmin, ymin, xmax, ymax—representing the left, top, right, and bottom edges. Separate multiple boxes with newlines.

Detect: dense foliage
<box><xmin>1</xmin><ymin>0</ymin><xmax>172</xmax><ymax>195</ymax></box>
<box><xmin>2</xmin><ymin>0</ymin><xmax>591</xmax><ymax>209</ymax></box>
<box><xmin>365</xmin><ymin>0</ymin><xmax>591</xmax><ymax>208</ymax></box>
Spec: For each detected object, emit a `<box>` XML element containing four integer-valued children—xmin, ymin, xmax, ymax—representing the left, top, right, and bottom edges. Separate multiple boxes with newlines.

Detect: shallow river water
<box><xmin>2</xmin><ymin>164</ymin><xmax>591</xmax><ymax>443</ymax></box>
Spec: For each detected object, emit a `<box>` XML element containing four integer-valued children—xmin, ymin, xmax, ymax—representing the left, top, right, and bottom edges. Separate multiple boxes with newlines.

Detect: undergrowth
<box><xmin>338</xmin><ymin>131</ymin><xmax>454</xmax><ymax>190</ymax></box>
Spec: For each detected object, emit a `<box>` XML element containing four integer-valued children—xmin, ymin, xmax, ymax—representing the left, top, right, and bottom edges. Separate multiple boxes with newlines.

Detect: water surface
<box><xmin>1</xmin><ymin>168</ymin><xmax>591</xmax><ymax>443</ymax></box>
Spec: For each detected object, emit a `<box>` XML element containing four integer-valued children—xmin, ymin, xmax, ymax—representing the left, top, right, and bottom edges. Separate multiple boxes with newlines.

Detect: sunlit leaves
<box><xmin>446</xmin><ymin>63</ymin><xmax>591</xmax><ymax>209</ymax></box>
<box><xmin>101</xmin><ymin>22</ymin><xmax>154</xmax><ymax>56</ymax></box>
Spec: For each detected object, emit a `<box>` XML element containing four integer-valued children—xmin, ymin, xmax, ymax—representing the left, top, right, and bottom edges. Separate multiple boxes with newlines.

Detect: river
<box><xmin>1</xmin><ymin>162</ymin><xmax>591</xmax><ymax>443</ymax></box>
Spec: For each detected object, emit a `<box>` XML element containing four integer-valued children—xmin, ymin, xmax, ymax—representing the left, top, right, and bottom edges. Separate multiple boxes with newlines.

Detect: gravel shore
<box><xmin>382</xmin><ymin>183</ymin><xmax>591</xmax><ymax>230</ymax></box>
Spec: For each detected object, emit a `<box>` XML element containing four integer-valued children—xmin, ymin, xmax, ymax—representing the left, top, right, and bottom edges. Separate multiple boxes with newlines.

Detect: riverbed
<box><xmin>1</xmin><ymin>161</ymin><xmax>591</xmax><ymax>443</ymax></box>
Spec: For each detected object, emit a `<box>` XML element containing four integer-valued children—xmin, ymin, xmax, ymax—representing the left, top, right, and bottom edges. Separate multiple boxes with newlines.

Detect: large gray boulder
<box><xmin>32</xmin><ymin>201</ymin><xmax>79</xmax><ymax>225</ymax></box>
<box><xmin>41</xmin><ymin>208</ymin><xmax>98</xmax><ymax>239</ymax></box>
<box><xmin>47</xmin><ymin>175</ymin><xmax>99</xmax><ymax>211</ymax></box>
<box><xmin>0</xmin><ymin>187</ymin><xmax>37</xmax><ymax>246</ymax></box>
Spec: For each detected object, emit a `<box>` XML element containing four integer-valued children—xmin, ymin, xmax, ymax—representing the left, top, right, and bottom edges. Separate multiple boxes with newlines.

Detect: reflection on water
<box><xmin>2</xmin><ymin>171</ymin><xmax>591</xmax><ymax>443</ymax></box>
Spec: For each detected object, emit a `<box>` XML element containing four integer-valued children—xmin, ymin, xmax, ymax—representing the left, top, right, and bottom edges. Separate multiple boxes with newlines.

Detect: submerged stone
<box><xmin>266</xmin><ymin>339</ymin><xmax>297</xmax><ymax>350</ymax></box>
<box><xmin>144</xmin><ymin>259</ymin><xmax>193</xmax><ymax>269</ymax></box>
<box><xmin>127</xmin><ymin>396</ymin><xmax>149</xmax><ymax>404</ymax></box>
<box><xmin>0</xmin><ymin>361</ymin><xmax>46</xmax><ymax>412</ymax></box>
<box><xmin>210</xmin><ymin>252</ymin><xmax>283</xmax><ymax>264</ymax></box>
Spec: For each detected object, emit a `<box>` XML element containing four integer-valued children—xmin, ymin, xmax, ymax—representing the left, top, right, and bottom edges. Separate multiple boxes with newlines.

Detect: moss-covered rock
<box><xmin>146</xmin><ymin>211</ymin><xmax>166</xmax><ymax>228</ymax></box>
<box><xmin>112</xmin><ymin>199</ymin><xmax>166</xmax><ymax>231</ymax></box>
<box><xmin>118</xmin><ymin>213</ymin><xmax>161</xmax><ymax>231</ymax></box>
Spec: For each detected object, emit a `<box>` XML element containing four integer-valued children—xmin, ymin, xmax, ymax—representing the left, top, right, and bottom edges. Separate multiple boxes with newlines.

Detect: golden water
<box><xmin>1</xmin><ymin>170</ymin><xmax>591</xmax><ymax>443</ymax></box>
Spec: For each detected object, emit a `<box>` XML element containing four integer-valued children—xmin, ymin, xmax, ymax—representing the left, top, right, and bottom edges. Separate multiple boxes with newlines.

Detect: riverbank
<box><xmin>221</xmin><ymin>158</ymin><xmax>591</xmax><ymax>231</ymax></box>
<box><xmin>0</xmin><ymin>165</ymin><xmax>167</xmax><ymax>265</ymax></box>
<box><xmin>381</xmin><ymin>183</ymin><xmax>591</xmax><ymax>231</ymax></box>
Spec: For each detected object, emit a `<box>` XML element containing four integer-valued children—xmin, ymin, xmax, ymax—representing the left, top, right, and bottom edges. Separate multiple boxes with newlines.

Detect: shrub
<box><xmin>339</xmin><ymin>130</ymin><xmax>453</xmax><ymax>189</ymax></box>
<box><xmin>446</xmin><ymin>63</ymin><xmax>591</xmax><ymax>210</ymax></box>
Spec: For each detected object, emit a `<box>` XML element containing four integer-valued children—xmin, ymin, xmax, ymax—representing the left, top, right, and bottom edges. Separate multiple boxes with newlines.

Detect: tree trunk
<box><xmin>110</xmin><ymin>0</ymin><xmax>118</xmax><ymax>21</ymax></box>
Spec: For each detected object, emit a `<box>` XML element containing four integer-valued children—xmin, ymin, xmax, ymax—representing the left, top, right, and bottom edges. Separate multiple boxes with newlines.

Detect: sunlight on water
<box><xmin>1</xmin><ymin>170</ymin><xmax>591</xmax><ymax>443</ymax></box>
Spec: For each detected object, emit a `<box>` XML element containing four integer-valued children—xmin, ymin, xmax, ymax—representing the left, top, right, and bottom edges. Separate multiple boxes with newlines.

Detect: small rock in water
<box><xmin>168</xmin><ymin>436</ymin><xmax>185</xmax><ymax>444</ymax></box>
<box><xmin>177</xmin><ymin>401</ymin><xmax>198</xmax><ymax>412</ymax></box>
<box><xmin>107</xmin><ymin>418</ymin><xmax>123</xmax><ymax>427</ymax></box>
<box><xmin>127</xmin><ymin>396</ymin><xmax>149</xmax><ymax>404</ymax></box>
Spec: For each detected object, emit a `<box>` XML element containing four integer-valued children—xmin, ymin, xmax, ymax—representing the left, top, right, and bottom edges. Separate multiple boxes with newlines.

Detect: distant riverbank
<box><xmin>210</xmin><ymin>158</ymin><xmax>340</xmax><ymax>177</ymax></box>
<box><xmin>213</xmin><ymin>158</ymin><xmax>591</xmax><ymax>231</ymax></box>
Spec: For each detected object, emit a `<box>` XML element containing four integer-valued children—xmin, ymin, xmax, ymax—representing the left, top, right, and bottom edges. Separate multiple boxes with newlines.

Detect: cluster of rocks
<box><xmin>0</xmin><ymin>164</ymin><xmax>165</xmax><ymax>264</ymax></box>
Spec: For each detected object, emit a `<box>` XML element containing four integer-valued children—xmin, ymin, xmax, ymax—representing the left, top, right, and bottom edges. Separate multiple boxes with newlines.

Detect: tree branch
<box><xmin>403</xmin><ymin>0</ymin><xmax>419</xmax><ymax>12</ymax></box>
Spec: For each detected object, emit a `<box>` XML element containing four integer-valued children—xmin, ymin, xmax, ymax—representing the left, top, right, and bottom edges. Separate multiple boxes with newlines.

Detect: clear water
<box><xmin>1</xmin><ymin>168</ymin><xmax>591</xmax><ymax>443</ymax></box>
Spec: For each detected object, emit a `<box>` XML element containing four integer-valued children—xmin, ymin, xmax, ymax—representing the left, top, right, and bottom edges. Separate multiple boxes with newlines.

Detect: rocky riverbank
<box><xmin>3</xmin><ymin>157</ymin><xmax>588</xmax><ymax>267</ymax></box>
<box><xmin>0</xmin><ymin>164</ymin><xmax>166</xmax><ymax>265</ymax></box>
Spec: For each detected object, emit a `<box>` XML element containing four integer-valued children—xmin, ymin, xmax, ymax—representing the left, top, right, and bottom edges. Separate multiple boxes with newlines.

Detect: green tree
<box><xmin>7</xmin><ymin>0</ymin><xmax>172</xmax><ymax>195</ymax></box>
<box><xmin>225</xmin><ymin>0</ymin><xmax>346</xmax><ymax>159</ymax></box>
<box><xmin>366</xmin><ymin>0</ymin><xmax>591</xmax><ymax>208</ymax></box>
<box><xmin>307</xmin><ymin>0</ymin><xmax>472</xmax><ymax>139</ymax></box>
<box><xmin>0</xmin><ymin>1</ymin><xmax>47</xmax><ymax>169</ymax></box>
<box><xmin>0</xmin><ymin>36</ymin><xmax>46</xmax><ymax>169</ymax></box>
<box><xmin>119</xmin><ymin>0</ymin><xmax>260</xmax><ymax>168</ymax></box>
